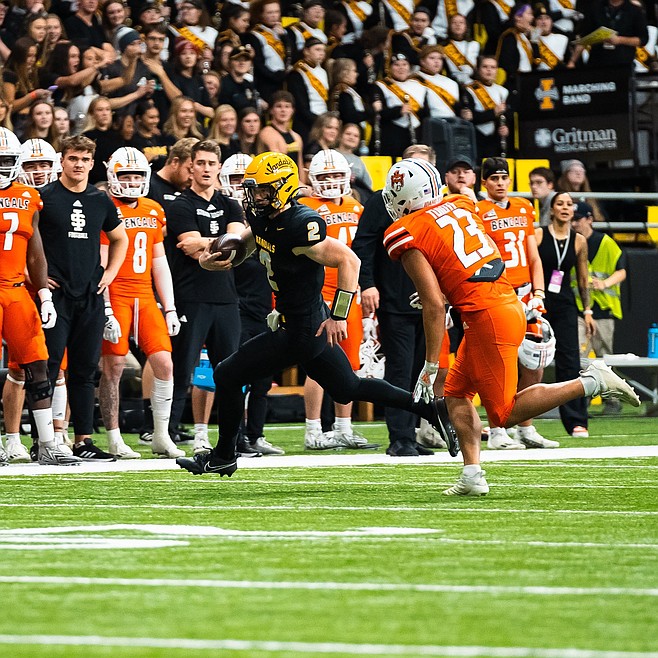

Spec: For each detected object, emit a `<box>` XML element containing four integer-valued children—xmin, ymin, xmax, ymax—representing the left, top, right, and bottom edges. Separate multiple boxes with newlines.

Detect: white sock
<box><xmin>6</xmin><ymin>432</ymin><xmax>20</xmax><ymax>444</ymax></box>
<box><xmin>305</xmin><ymin>419</ymin><xmax>321</xmax><ymax>433</ymax></box>
<box><xmin>151</xmin><ymin>377</ymin><xmax>173</xmax><ymax>437</ymax></box>
<box><xmin>580</xmin><ymin>374</ymin><xmax>598</xmax><ymax>397</ymax></box>
<box><xmin>463</xmin><ymin>464</ymin><xmax>481</xmax><ymax>477</ymax></box>
<box><xmin>52</xmin><ymin>380</ymin><xmax>67</xmax><ymax>422</ymax></box>
<box><xmin>33</xmin><ymin>408</ymin><xmax>55</xmax><ymax>445</ymax></box>
<box><xmin>334</xmin><ymin>417</ymin><xmax>351</xmax><ymax>434</ymax></box>
<box><xmin>194</xmin><ymin>423</ymin><xmax>208</xmax><ymax>436</ymax></box>
<box><xmin>107</xmin><ymin>428</ymin><xmax>122</xmax><ymax>444</ymax></box>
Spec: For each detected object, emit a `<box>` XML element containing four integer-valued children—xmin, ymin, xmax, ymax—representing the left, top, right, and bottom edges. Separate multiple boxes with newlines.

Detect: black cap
<box><xmin>136</xmin><ymin>2</ymin><xmax>160</xmax><ymax>17</ymax></box>
<box><xmin>533</xmin><ymin>2</ymin><xmax>549</xmax><ymax>17</ymax></box>
<box><xmin>303</xmin><ymin>0</ymin><xmax>324</xmax><ymax>8</ymax></box>
<box><xmin>573</xmin><ymin>201</ymin><xmax>594</xmax><ymax>219</ymax></box>
<box><xmin>446</xmin><ymin>155</ymin><xmax>474</xmax><ymax>172</ymax></box>
<box><xmin>180</xmin><ymin>0</ymin><xmax>204</xmax><ymax>9</ymax></box>
<box><xmin>117</xmin><ymin>28</ymin><xmax>142</xmax><ymax>51</ymax></box>
<box><xmin>390</xmin><ymin>52</ymin><xmax>408</xmax><ymax>62</ymax></box>
<box><xmin>481</xmin><ymin>157</ymin><xmax>509</xmax><ymax>179</ymax></box>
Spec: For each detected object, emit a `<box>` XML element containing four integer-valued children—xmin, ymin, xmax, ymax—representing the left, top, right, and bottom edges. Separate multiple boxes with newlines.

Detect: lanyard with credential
<box><xmin>548</xmin><ymin>229</ymin><xmax>570</xmax><ymax>293</ymax></box>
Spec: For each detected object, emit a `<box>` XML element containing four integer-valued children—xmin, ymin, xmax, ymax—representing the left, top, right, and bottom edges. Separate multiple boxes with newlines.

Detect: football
<box><xmin>209</xmin><ymin>233</ymin><xmax>247</xmax><ymax>263</ymax></box>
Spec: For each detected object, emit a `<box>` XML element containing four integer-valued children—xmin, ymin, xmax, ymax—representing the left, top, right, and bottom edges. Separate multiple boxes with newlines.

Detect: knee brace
<box><xmin>25</xmin><ymin>379</ymin><xmax>54</xmax><ymax>405</ymax></box>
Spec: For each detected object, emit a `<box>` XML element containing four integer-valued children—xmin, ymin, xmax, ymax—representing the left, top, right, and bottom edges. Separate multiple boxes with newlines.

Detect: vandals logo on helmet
<box><xmin>391</xmin><ymin>170</ymin><xmax>405</xmax><ymax>191</ymax></box>
<box><xmin>264</xmin><ymin>157</ymin><xmax>290</xmax><ymax>175</ymax></box>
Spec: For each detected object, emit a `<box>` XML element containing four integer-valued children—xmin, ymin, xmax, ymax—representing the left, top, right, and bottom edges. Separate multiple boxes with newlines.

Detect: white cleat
<box><xmin>443</xmin><ymin>470</ymin><xmax>489</xmax><ymax>496</ymax></box>
<box><xmin>583</xmin><ymin>361</ymin><xmax>641</xmax><ymax>407</ymax></box>
<box><xmin>108</xmin><ymin>439</ymin><xmax>141</xmax><ymax>460</ymax></box>
<box><xmin>331</xmin><ymin>425</ymin><xmax>375</xmax><ymax>449</ymax></box>
<box><xmin>516</xmin><ymin>425</ymin><xmax>559</xmax><ymax>449</ymax></box>
<box><xmin>416</xmin><ymin>417</ymin><xmax>448</xmax><ymax>449</ymax></box>
<box><xmin>193</xmin><ymin>432</ymin><xmax>213</xmax><ymax>455</ymax></box>
<box><xmin>251</xmin><ymin>437</ymin><xmax>285</xmax><ymax>455</ymax></box>
<box><xmin>0</xmin><ymin>444</ymin><xmax>8</xmax><ymax>466</ymax></box>
<box><xmin>304</xmin><ymin>429</ymin><xmax>339</xmax><ymax>450</ymax></box>
<box><xmin>5</xmin><ymin>437</ymin><xmax>31</xmax><ymax>463</ymax></box>
<box><xmin>487</xmin><ymin>427</ymin><xmax>525</xmax><ymax>450</ymax></box>
<box><xmin>38</xmin><ymin>442</ymin><xmax>82</xmax><ymax>465</ymax></box>
<box><xmin>152</xmin><ymin>434</ymin><xmax>185</xmax><ymax>459</ymax></box>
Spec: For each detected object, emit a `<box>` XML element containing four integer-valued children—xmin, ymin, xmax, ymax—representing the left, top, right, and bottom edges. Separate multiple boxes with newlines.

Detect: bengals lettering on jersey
<box><xmin>101</xmin><ymin>197</ymin><xmax>166</xmax><ymax>297</ymax></box>
<box><xmin>476</xmin><ymin>197</ymin><xmax>536</xmax><ymax>288</ymax></box>
<box><xmin>0</xmin><ymin>183</ymin><xmax>43</xmax><ymax>287</ymax></box>
<box><xmin>299</xmin><ymin>195</ymin><xmax>363</xmax><ymax>295</ymax></box>
<box><xmin>383</xmin><ymin>194</ymin><xmax>518</xmax><ymax>312</ymax></box>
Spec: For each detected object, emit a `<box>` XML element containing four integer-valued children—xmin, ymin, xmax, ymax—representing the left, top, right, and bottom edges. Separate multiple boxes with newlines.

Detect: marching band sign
<box><xmin>517</xmin><ymin>67</ymin><xmax>632</xmax><ymax>161</ymax></box>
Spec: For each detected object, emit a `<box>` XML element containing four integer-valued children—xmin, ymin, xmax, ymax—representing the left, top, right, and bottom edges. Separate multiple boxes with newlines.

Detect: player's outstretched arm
<box><xmin>199</xmin><ymin>227</ymin><xmax>256</xmax><ymax>271</ymax></box>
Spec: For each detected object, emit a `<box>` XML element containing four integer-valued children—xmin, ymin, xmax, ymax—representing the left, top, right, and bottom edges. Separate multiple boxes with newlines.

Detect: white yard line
<box><xmin>0</xmin><ymin>635</ymin><xmax>655</xmax><ymax>657</ymax></box>
<box><xmin>0</xmin><ymin>502</ymin><xmax>655</xmax><ymax>516</ymax></box>
<box><xmin>0</xmin><ymin>445</ymin><xmax>656</xmax><ymax>477</ymax></box>
<box><xmin>0</xmin><ymin>576</ymin><xmax>656</xmax><ymax>597</ymax></box>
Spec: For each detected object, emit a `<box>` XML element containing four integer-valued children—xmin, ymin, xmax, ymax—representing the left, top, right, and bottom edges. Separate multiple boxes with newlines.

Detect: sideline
<box><xmin>0</xmin><ymin>445</ymin><xmax>657</xmax><ymax>476</ymax></box>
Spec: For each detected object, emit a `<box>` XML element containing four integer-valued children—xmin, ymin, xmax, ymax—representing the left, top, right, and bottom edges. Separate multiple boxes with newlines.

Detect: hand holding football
<box><xmin>209</xmin><ymin>233</ymin><xmax>248</xmax><ymax>264</ymax></box>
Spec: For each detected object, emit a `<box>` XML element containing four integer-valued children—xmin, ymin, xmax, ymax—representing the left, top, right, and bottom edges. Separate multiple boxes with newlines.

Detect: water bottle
<box><xmin>649</xmin><ymin>324</ymin><xmax>658</xmax><ymax>358</ymax></box>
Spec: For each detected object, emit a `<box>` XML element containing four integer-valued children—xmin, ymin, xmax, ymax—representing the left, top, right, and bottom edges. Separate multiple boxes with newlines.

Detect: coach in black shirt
<box><xmin>40</xmin><ymin>135</ymin><xmax>128</xmax><ymax>460</ymax></box>
<box><xmin>147</xmin><ymin>137</ymin><xmax>198</xmax><ymax>211</ymax></box>
<box><xmin>164</xmin><ymin>139</ymin><xmax>245</xmax><ymax>437</ymax></box>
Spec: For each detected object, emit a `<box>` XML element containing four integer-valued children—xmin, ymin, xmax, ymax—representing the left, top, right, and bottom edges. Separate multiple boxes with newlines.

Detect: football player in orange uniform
<box><xmin>299</xmin><ymin>149</ymin><xmax>377</xmax><ymax>450</ymax></box>
<box><xmin>0</xmin><ymin>128</ymin><xmax>81</xmax><ymax>466</ymax></box>
<box><xmin>382</xmin><ymin>158</ymin><xmax>640</xmax><ymax>495</ymax></box>
<box><xmin>477</xmin><ymin>157</ymin><xmax>558</xmax><ymax>450</ymax></box>
<box><xmin>99</xmin><ymin>147</ymin><xmax>183</xmax><ymax>459</ymax></box>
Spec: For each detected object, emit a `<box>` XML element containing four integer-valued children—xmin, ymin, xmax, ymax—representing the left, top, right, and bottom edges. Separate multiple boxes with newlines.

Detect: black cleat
<box><xmin>176</xmin><ymin>450</ymin><xmax>238</xmax><ymax>477</ymax></box>
<box><xmin>236</xmin><ymin>437</ymin><xmax>262</xmax><ymax>458</ymax></box>
<box><xmin>386</xmin><ymin>439</ymin><xmax>420</xmax><ymax>457</ymax></box>
<box><xmin>414</xmin><ymin>442</ymin><xmax>434</xmax><ymax>456</ymax></box>
<box><xmin>170</xmin><ymin>428</ymin><xmax>194</xmax><ymax>445</ymax></box>
<box><xmin>429</xmin><ymin>397</ymin><xmax>460</xmax><ymax>457</ymax></box>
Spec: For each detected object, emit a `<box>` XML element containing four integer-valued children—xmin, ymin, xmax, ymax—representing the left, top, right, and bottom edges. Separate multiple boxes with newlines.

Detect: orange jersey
<box><xmin>476</xmin><ymin>197</ymin><xmax>536</xmax><ymax>288</ymax></box>
<box><xmin>102</xmin><ymin>197</ymin><xmax>165</xmax><ymax>298</ymax></box>
<box><xmin>299</xmin><ymin>195</ymin><xmax>363</xmax><ymax>295</ymax></box>
<box><xmin>0</xmin><ymin>183</ymin><xmax>43</xmax><ymax>287</ymax></box>
<box><xmin>384</xmin><ymin>194</ymin><xmax>518</xmax><ymax>313</ymax></box>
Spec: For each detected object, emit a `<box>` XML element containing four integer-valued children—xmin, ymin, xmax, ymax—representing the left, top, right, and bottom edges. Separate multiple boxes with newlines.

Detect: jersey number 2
<box><xmin>435</xmin><ymin>208</ymin><xmax>494</xmax><ymax>268</ymax></box>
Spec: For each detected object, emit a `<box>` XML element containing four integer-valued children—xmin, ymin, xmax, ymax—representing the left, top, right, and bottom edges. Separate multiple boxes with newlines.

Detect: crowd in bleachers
<box><xmin>0</xmin><ymin>0</ymin><xmax>654</xmax><ymax>173</ymax></box>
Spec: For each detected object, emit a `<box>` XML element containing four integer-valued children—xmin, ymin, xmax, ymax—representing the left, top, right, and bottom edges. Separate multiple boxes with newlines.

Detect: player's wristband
<box><xmin>533</xmin><ymin>289</ymin><xmax>545</xmax><ymax>299</ymax></box>
<box><xmin>165</xmin><ymin>309</ymin><xmax>177</xmax><ymax>314</ymax></box>
<box><xmin>104</xmin><ymin>301</ymin><xmax>114</xmax><ymax>317</ymax></box>
<box><xmin>330</xmin><ymin>288</ymin><xmax>356</xmax><ymax>321</ymax></box>
<box><xmin>583</xmin><ymin>309</ymin><xmax>593</xmax><ymax>315</ymax></box>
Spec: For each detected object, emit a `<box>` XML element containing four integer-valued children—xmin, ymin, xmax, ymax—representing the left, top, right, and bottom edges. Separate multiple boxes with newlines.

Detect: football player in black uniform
<box><xmin>176</xmin><ymin>151</ymin><xmax>457</xmax><ymax>477</ymax></box>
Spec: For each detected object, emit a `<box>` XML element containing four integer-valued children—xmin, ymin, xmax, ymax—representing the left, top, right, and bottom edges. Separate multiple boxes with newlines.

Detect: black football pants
<box><xmin>212</xmin><ymin>306</ymin><xmax>428</xmax><ymax>460</ymax></box>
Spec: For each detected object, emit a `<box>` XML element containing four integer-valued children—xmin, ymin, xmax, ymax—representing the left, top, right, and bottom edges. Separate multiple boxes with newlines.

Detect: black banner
<box><xmin>517</xmin><ymin>67</ymin><xmax>632</xmax><ymax>161</ymax></box>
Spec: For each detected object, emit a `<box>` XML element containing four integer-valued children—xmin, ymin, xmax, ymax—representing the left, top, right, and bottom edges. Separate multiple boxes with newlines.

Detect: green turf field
<box><xmin>0</xmin><ymin>411</ymin><xmax>656</xmax><ymax>657</ymax></box>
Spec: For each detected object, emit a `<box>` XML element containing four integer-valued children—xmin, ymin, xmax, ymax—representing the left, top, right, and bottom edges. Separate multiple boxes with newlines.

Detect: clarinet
<box><xmin>372</xmin><ymin>90</ymin><xmax>382</xmax><ymax>155</ymax></box>
<box><xmin>404</xmin><ymin>93</ymin><xmax>417</xmax><ymax>145</ymax></box>
<box><xmin>498</xmin><ymin>112</ymin><xmax>507</xmax><ymax>158</ymax></box>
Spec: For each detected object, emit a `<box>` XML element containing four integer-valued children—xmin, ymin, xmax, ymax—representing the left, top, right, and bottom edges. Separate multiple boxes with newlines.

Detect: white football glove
<box><xmin>103</xmin><ymin>304</ymin><xmax>122</xmax><ymax>344</ymax></box>
<box><xmin>413</xmin><ymin>360</ymin><xmax>439</xmax><ymax>404</ymax></box>
<box><xmin>267</xmin><ymin>309</ymin><xmax>281</xmax><ymax>332</ymax></box>
<box><xmin>38</xmin><ymin>288</ymin><xmax>57</xmax><ymax>329</ymax></box>
<box><xmin>409</xmin><ymin>291</ymin><xmax>422</xmax><ymax>310</ymax></box>
<box><xmin>525</xmin><ymin>295</ymin><xmax>546</xmax><ymax>321</ymax></box>
<box><xmin>165</xmin><ymin>310</ymin><xmax>181</xmax><ymax>337</ymax></box>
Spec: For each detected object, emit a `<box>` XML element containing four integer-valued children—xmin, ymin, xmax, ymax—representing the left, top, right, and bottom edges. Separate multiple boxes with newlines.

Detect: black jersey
<box><xmin>165</xmin><ymin>188</ymin><xmax>245</xmax><ymax>304</ymax></box>
<box><xmin>39</xmin><ymin>181</ymin><xmax>121</xmax><ymax>298</ymax></box>
<box><xmin>147</xmin><ymin>173</ymin><xmax>182</xmax><ymax>212</ymax></box>
<box><xmin>234</xmin><ymin>253</ymin><xmax>272</xmax><ymax>323</ymax></box>
<box><xmin>247</xmin><ymin>201</ymin><xmax>327</xmax><ymax>316</ymax></box>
